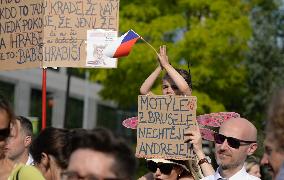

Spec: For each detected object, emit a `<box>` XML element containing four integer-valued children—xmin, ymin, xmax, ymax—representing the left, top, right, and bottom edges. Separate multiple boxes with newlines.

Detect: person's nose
<box><xmin>261</xmin><ymin>153</ymin><xmax>269</xmax><ymax>165</ymax></box>
<box><xmin>155</xmin><ymin>168</ymin><xmax>162</xmax><ymax>176</ymax></box>
<box><xmin>166</xmin><ymin>87</ymin><xmax>174</xmax><ymax>95</ymax></box>
<box><xmin>220</xmin><ymin>139</ymin><xmax>229</xmax><ymax>150</ymax></box>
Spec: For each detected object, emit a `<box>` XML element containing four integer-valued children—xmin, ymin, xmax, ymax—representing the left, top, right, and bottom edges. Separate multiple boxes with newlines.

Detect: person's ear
<box><xmin>41</xmin><ymin>152</ymin><xmax>50</xmax><ymax>169</ymax></box>
<box><xmin>247</xmin><ymin>143</ymin><xmax>258</xmax><ymax>155</ymax></box>
<box><xmin>24</xmin><ymin>135</ymin><xmax>32</xmax><ymax>147</ymax></box>
<box><xmin>36</xmin><ymin>152</ymin><xmax>50</xmax><ymax>175</ymax></box>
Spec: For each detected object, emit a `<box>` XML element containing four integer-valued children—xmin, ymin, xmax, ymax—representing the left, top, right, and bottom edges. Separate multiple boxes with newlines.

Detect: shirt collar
<box><xmin>214</xmin><ymin>166</ymin><xmax>247</xmax><ymax>180</ymax></box>
<box><xmin>26</xmin><ymin>154</ymin><xmax>34</xmax><ymax>165</ymax></box>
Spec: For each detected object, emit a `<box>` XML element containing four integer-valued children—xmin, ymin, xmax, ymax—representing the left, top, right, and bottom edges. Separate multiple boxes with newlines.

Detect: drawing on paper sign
<box><xmin>93</xmin><ymin>44</ymin><xmax>107</xmax><ymax>65</ymax></box>
<box><xmin>86</xmin><ymin>30</ymin><xmax>118</xmax><ymax>68</ymax></box>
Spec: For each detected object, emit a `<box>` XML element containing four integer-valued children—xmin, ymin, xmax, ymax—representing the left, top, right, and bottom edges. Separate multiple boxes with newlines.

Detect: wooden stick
<box><xmin>140</xmin><ymin>37</ymin><xmax>158</xmax><ymax>55</ymax></box>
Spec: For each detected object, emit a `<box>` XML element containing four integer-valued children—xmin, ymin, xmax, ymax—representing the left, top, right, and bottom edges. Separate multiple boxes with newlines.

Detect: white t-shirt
<box><xmin>201</xmin><ymin>166</ymin><xmax>261</xmax><ymax>180</ymax></box>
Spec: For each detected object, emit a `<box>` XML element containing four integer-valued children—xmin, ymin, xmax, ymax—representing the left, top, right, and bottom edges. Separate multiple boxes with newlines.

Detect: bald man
<box><xmin>201</xmin><ymin>118</ymin><xmax>260</xmax><ymax>180</ymax></box>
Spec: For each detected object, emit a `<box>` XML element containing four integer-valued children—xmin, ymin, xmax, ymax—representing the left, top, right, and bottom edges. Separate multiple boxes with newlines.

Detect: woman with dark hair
<box><xmin>139</xmin><ymin>128</ymin><xmax>213</xmax><ymax>180</ymax></box>
<box><xmin>140</xmin><ymin>45</ymin><xmax>192</xmax><ymax>96</ymax></box>
<box><xmin>30</xmin><ymin>127</ymin><xmax>71</xmax><ymax>180</ymax></box>
<box><xmin>142</xmin><ymin>158</ymin><xmax>204</xmax><ymax>180</ymax></box>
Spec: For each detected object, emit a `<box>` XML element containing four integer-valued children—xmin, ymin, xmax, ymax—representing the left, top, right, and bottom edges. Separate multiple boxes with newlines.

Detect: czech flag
<box><xmin>104</xmin><ymin>29</ymin><xmax>140</xmax><ymax>58</ymax></box>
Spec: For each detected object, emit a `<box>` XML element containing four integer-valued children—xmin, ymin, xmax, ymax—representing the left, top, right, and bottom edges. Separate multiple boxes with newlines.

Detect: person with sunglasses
<box><xmin>0</xmin><ymin>95</ymin><xmax>44</xmax><ymax>180</ymax></box>
<box><xmin>139</xmin><ymin>126</ymin><xmax>210</xmax><ymax>180</ymax></box>
<box><xmin>0</xmin><ymin>95</ymin><xmax>14</xmax><ymax>157</ymax></box>
<box><xmin>201</xmin><ymin>118</ymin><xmax>260</xmax><ymax>180</ymax></box>
<box><xmin>0</xmin><ymin>95</ymin><xmax>15</xmax><ymax>179</ymax></box>
<box><xmin>144</xmin><ymin>159</ymin><xmax>194</xmax><ymax>180</ymax></box>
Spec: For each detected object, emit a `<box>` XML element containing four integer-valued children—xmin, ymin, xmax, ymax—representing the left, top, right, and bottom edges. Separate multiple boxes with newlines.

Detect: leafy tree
<box><xmin>244</xmin><ymin>0</ymin><xmax>284</xmax><ymax>126</ymax></box>
<box><xmin>243</xmin><ymin>4</ymin><xmax>284</xmax><ymax>179</ymax></box>
<box><xmin>174</xmin><ymin>0</ymin><xmax>252</xmax><ymax>115</ymax></box>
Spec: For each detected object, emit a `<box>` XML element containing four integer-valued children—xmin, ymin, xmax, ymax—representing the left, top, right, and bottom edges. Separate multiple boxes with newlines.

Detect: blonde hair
<box><xmin>245</xmin><ymin>156</ymin><xmax>259</xmax><ymax>173</ymax></box>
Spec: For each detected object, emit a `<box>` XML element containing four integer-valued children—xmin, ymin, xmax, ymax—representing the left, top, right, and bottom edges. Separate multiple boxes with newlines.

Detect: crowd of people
<box><xmin>0</xmin><ymin>45</ymin><xmax>283</xmax><ymax>180</ymax></box>
<box><xmin>0</xmin><ymin>96</ymin><xmax>137</xmax><ymax>180</ymax></box>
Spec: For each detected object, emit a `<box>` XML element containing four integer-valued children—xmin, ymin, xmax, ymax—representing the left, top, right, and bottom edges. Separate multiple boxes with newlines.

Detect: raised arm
<box><xmin>140</xmin><ymin>66</ymin><xmax>162</xmax><ymax>95</ymax></box>
<box><xmin>158</xmin><ymin>45</ymin><xmax>191</xmax><ymax>96</ymax></box>
<box><xmin>184</xmin><ymin>126</ymin><xmax>215</xmax><ymax>177</ymax></box>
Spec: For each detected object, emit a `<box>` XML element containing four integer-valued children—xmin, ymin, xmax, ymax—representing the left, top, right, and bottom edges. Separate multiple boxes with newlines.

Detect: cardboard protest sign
<box><xmin>136</xmin><ymin>95</ymin><xmax>197</xmax><ymax>160</ymax></box>
<box><xmin>0</xmin><ymin>0</ymin><xmax>43</xmax><ymax>70</ymax></box>
<box><xmin>0</xmin><ymin>0</ymin><xmax>119</xmax><ymax>70</ymax></box>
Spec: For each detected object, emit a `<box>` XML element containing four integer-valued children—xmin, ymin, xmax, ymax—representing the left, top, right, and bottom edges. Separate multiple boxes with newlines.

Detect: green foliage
<box><xmin>193</xmin><ymin>91</ymin><xmax>225</xmax><ymax>115</ymax></box>
<box><xmin>174</xmin><ymin>0</ymin><xmax>252</xmax><ymax>113</ymax></box>
<box><xmin>244</xmin><ymin>2</ymin><xmax>284</xmax><ymax>125</ymax></box>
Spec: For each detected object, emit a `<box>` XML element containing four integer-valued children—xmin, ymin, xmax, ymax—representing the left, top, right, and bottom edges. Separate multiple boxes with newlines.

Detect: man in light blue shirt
<box><xmin>276</xmin><ymin>163</ymin><xmax>284</xmax><ymax>180</ymax></box>
<box><xmin>202</xmin><ymin>118</ymin><xmax>260</xmax><ymax>180</ymax></box>
<box><xmin>261</xmin><ymin>88</ymin><xmax>284</xmax><ymax>180</ymax></box>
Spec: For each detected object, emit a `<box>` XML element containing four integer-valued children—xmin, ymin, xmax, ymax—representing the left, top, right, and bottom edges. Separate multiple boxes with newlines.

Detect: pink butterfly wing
<box><xmin>122</xmin><ymin>116</ymin><xmax>138</xmax><ymax>129</ymax></box>
<box><xmin>200</xmin><ymin>128</ymin><xmax>216</xmax><ymax>141</ymax></box>
<box><xmin>197</xmin><ymin>112</ymin><xmax>240</xmax><ymax>127</ymax></box>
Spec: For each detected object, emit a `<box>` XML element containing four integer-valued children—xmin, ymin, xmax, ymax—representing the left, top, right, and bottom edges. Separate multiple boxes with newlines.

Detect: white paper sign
<box><xmin>86</xmin><ymin>29</ymin><xmax>118</xmax><ymax>68</ymax></box>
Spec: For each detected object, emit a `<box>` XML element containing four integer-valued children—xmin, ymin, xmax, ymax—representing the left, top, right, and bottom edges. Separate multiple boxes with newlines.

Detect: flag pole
<box><xmin>140</xmin><ymin>37</ymin><xmax>158</xmax><ymax>55</ymax></box>
<box><xmin>42</xmin><ymin>68</ymin><xmax>47</xmax><ymax>130</ymax></box>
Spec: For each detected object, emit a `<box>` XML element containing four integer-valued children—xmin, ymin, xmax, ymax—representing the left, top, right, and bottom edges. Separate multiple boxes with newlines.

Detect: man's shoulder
<box><xmin>9</xmin><ymin>164</ymin><xmax>45</xmax><ymax>180</ymax></box>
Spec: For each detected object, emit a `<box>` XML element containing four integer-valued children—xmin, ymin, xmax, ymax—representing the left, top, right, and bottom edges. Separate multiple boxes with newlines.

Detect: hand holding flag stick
<box><xmin>140</xmin><ymin>37</ymin><xmax>167</xmax><ymax>69</ymax></box>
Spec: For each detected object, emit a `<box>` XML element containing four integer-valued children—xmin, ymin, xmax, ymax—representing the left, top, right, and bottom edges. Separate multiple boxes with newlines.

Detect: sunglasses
<box><xmin>146</xmin><ymin>160</ymin><xmax>175</xmax><ymax>175</ymax></box>
<box><xmin>214</xmin><ymin>133</ymin><xmax>256</xmax><ymax>149</ymax></box>
<box><xmin>0</xmin><ymin>127</ymin><xmax>10</xmax><ymax>141</ymax></box>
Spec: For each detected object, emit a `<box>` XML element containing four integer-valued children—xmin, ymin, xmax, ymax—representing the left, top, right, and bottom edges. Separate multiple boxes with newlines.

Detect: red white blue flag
<box><xmin>104</xmin><ymin>29</ymin><xmax>140</xmax><ymax>58</ymax></box>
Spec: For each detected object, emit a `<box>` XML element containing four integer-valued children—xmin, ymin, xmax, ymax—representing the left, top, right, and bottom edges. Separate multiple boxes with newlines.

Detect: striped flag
<box><xmin>103</xmin><ymin>29</ymin><xmax>140</xmax><ymax>58</ymax></box>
